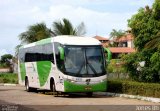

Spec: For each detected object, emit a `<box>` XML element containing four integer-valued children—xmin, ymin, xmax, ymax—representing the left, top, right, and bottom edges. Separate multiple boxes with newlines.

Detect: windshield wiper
<box><xmin>77</xmin><ymin>62</ymin><xmax>85</xmax><ymax>75</ymax></box>
<box><xmin>87</xmin><ymin>62</ymin><xmax>98</xmax><ymax>75</ymax></box>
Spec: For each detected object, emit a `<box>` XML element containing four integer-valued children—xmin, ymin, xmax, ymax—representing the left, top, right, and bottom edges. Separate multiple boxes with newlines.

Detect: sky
<box><xmin>0</xmin><ymin>0</ymin><xmax>154</xmax><ymax>56</ymax></box>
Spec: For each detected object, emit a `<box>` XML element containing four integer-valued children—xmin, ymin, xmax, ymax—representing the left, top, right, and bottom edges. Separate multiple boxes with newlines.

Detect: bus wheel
<box><xmin>86</xmin><ymin>92</ymin><xmax>93</xmax><ymax>97</ymax></box>
<box><xmin>25</xmin><ymin>78</ymin><xmax>32</xmax><ymax>92</ymax></box>
<box><xmin>51</xmin><ymin>80</ymin><xmax>56</xmax><ymax>93</ymax></box>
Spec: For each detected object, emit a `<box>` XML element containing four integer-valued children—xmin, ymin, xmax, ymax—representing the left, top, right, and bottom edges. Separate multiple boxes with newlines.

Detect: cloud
<box><xmin>46</xmin><ymin>5</ymin><xmax>133</xmax><ymax>36</ymax></box>
<box><xmin>129</xmin><ymin>0</ymin><xmax>153</xmax><ymax>7</ymax></box>
<box><xmin>0</xmin><ymin>0</ymin><xmax>154</xmax><ymax>55</ymax></box>
<box><xmin>0</xmin><ymin>49</ymin><xmax>9</xmax><ymax>57</ymax></box>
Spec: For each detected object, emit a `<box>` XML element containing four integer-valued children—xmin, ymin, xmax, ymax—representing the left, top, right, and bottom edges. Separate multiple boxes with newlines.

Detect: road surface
<box><xmin>0</xmin><ymin>85</ymin><xmax>159</xmax><ymax>111</ymax></box>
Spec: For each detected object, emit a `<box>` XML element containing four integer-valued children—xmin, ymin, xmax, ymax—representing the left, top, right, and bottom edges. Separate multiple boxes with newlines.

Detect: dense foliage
<box><xmin>122</xmin><ymin>0</ymin><xmax>160</xmax><ymax>82</ymax></box>
<box><xmin>108</xmin><ymin>79</ymin><xmax>160</xmax><ymax>98</ymax></box>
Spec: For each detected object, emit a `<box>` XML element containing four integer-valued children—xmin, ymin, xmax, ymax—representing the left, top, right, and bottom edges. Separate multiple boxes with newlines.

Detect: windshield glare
<box><xmin>64</xmin><ymin>46</ymin><xmax>106</xmax><ymax>77</ymax></box>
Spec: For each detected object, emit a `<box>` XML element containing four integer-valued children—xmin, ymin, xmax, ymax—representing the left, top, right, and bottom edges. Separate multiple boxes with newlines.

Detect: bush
<box><xmin>107</xmin><ymin>79</ymin><xmax>160</xmax><ymax>98</ymax></box>
<box><xmin>0</xmin><ymin>78</ymin><xmax>3</xmax><ymax>83</ymax></box>
<box><xmin>107</xmin><ymin>59</ymin><xmax>128</xmax><ymax>79</ymax></box>
<box><xmin>0</xmin><ymin>63</ymin><xmax>8</xmax><ymax>68</ymax></box>
<box><xmin>107</xmin><ymin>59</ymin><xmax>126</xmax><ymax>73</ymax></box>
<box><xmin>0</xmin><ymin>73</ymin><xmax>18</xmax><ymax>84</ymax></box>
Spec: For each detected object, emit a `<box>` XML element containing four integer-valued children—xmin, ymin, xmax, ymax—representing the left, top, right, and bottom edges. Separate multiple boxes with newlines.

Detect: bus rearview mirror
<box><xmin>103</xmin><ymin>48</ymin><xmax>112</xmax><ymax>63</ymax></box>
<box><xmin>58</xmin><ymin>46</ymin><xmax>64</xmax><ymax>60</ymax></box>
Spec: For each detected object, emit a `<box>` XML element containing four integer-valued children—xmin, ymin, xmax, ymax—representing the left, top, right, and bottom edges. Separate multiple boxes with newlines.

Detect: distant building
<box><xmin>94</xmin><ymin>34</ymin><xmax>135</xmax><ymax>59</ymax></box>
<box><xmin>109</xmin><ymin>47</ymin><xmax>135</xmax><ymax>58</ymax></box>
<box><xmin>93</xmin><ymin>35</ymin><xmax>110</xmax><ymax>47</ymax></box>
<box><xmin>113</xmin><ymin>34</ymin><xmax>134</xmax><ymax>48</ymax></box>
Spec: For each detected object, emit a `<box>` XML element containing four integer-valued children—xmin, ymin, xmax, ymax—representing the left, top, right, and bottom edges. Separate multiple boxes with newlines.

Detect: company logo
<box><xmin>86</xmin><ymin>79</ymin><xmax>91</xmax><ymax>85</ymax></box>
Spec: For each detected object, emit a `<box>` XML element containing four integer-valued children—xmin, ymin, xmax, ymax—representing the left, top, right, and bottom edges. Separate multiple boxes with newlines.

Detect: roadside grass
<box><xmin>0</xmin><ymin>73</ymin><xmax>18</xmax><ymax>84</ymax></box>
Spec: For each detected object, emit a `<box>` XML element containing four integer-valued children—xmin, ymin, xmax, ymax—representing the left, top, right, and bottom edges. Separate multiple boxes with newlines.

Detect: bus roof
<box><xmin>20</xmin><ymin>35</ymin><xmax>101</xmax><ymax>49</ymax></box>
<box><xmin>54</xmin><ymin>35</ymin><xmax>101</xmax><ymax>45</ymax></box>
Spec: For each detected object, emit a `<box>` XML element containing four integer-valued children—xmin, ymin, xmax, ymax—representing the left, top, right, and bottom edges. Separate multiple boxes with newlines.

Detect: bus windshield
<box><xmin>64</xmin><ymin>46</ymin><xmax>106</xmax><ymax>77</ymax></box>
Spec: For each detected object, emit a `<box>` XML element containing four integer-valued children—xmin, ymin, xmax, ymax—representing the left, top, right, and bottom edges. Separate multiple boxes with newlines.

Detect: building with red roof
<box><xmin>93</xmin><ymin>35</ymin><xmax>109</xmax><ymax>47</ymax></box>
<box><xmin>94</xmin><ymin>34</ymin><xmax>135</xmax><ymax>59</ymax></box>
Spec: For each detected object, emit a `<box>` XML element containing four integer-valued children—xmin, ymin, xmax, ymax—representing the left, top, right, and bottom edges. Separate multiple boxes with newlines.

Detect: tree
<box><xmin>0</xmin><ymin>54</ymin><xmax>14</xmax><ymax>72</ymax></box>
<box><xmin>52</xmin><ymin>18</ymin><xmax>86</xmax><ymax>36</ymax></box>
<box><xmin>145</xmin><ymin>0</ymin><xmax>160</xmax><ymax>49</ymax></box>
<box><xmin>19</xmin><ymin>23</ymin><xmax>53</xmax><ymax>43</ymax></box>
<box><xmin>128</xmin><ymin>4</ymin><xmax>160</xmax><ymax>51</ymax></box>
<box><xmin>0</xmin><ymin>54</ymin><xmax>12</xmax><ymax>63</ymax></box>
<box><xmin>123</xmin><ymin>0</ymin><xmax>160</xmax><ymax>82</ymax></box>
<box><xmin>0</xmin><ymin>54</ymin><xmax>13</xmax><ymax>67</ymax></box>
<box><xmin>15</xmin><ymin>44</ymin><xmax>22</xmax><ymax>57</ymax></box>
<box><xmin>109</xmin><ymin>29</ymin><xmax>125</xmax><ymax>40</ymax></box>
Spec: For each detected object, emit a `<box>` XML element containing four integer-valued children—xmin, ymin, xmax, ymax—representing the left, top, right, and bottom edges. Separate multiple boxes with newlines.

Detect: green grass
<box><xmin>0</xmin><ymin>73</ymin><xmax>18</xmax><ymax>84</ymax></box>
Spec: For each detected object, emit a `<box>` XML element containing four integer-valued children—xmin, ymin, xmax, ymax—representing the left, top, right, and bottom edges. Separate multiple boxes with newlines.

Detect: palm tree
<box><xmin>145</xmin><ymin>32</ymin><xmax>160</xmax><ymax>49</ymax></box>
<box><xmin>52</xmin><ymin>18</ymin><xmax>86</xmax><ymax>36</ymax></box>
<box><xmin>109</xmin><ymin>29</ymin><xmax>125</xmax><ymax>40</ymax></box>
<box><xmin>109</xmin><ymin>29</ymin><xmax>126</xmax><ymax>47</ymax></box>
<box><xmin>19</xmin><ymin>23</ymin><xmax>53</xmax><ymax>43</ymax></box>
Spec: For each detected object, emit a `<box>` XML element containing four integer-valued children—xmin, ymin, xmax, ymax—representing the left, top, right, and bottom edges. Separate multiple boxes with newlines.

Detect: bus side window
<box><xmin>43</xmin><ymin>43</ymin><xmax>54</xmax><ymax>63</ymax></box>
<box><xmin>21</xmin><ymin>44</ymin><xmax>55</xmax><ymax>63</ymax></box>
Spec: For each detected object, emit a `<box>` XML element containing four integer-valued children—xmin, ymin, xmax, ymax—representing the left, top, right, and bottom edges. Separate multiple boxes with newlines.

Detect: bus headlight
<box><xmin>101</xmin><ymin>78</ymin><xmax>106</xmax><ymax>82</ymax></box>
<box><xmin>70</xmin><ymin>80</ymin><xmax>75</xmax><ymax>83</ymax></box>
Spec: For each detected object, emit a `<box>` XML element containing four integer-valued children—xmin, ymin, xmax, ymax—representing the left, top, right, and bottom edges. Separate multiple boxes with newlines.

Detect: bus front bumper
<box><xmin>64</xmin><ymin>80</ymin><xmax>107</xmax><ymax>92</ymax></box>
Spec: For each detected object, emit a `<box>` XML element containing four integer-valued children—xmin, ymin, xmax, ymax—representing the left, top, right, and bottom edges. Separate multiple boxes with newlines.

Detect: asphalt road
<box><xmin>0</xmin><ymin>85</ymin><xmax>159</xmax><ymax>111</ymax></box>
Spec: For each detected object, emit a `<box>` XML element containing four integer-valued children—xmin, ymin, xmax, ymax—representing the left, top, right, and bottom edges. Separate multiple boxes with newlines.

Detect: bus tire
<box><xmin>50</xmin><ymin>79</ymin><xmax>56</xmax><ymax>93</ymax></box>
<box><xmin>25</xmin><ymin>77</ymin><xmax>32</xmax><ymax>92</ymax></box>
<box><xmin>86</xmin><ymin>92</ymin><xmax>93</xmax><ymax>97</ymax></box>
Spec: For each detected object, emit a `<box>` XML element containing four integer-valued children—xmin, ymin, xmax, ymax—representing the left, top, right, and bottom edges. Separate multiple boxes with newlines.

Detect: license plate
<box><xmin>85</xmin><ymin>86</ymin><xmax>92</xmax><ymax>90</ymax></box>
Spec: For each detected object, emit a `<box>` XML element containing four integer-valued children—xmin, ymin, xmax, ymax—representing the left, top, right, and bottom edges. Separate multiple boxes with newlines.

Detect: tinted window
<box><xmin>23</xmin><ymin>43</ymin><xmax>54</xmax><ymax>63</ymax></box>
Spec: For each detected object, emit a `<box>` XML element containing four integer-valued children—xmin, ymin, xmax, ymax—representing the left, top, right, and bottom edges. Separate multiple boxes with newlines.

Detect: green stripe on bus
<box><xmin>37</xmin><ymin>61</ymin><xmax>51</xmax><ymax>87</ymax></box>
<box><xmin>64</xmin><ymin>80</ymin><xmax>107</xmax><ymax>92</ymax></box>
<box><xmin>20</xmin><ymin>63</ymin><xmax>26</xmax><ymax>81</ymax></box>
<box><xmin>36</xmin><ymin>38</ymin><xmax>52</xmax><ymax>45</ymax></box>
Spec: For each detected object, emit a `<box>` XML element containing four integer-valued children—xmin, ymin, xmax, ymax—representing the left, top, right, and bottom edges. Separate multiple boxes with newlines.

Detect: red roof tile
<box><xmin>109</xmin><ymin>47</ymin><xmax>135</xmax><ymax>53</ymax></box>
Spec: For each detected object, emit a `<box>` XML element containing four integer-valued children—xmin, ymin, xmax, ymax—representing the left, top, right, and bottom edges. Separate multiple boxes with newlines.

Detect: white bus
<box><xmin>18</xmin><ymin>35</ymin><xmax>111</xmax><ymax>96</ymax></box>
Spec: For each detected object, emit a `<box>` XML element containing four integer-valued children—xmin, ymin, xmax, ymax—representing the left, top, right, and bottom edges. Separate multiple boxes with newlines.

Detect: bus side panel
<box><xmin>38</xmin><ymin>64</ymin><xmax>65</xmax><ymax>91</ymax></box>
<box><xmin>36</xmin><ymin>61</ymin><xmax>52</xmax><ymax>90</ymax></box>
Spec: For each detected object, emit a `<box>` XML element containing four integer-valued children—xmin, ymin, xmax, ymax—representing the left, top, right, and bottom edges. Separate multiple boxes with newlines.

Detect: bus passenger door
<box><xmin>53</xmin><ymin>69</ymin><xmax>64</xmax><ymax>92</ymax></box>
<box><xmin>25</xmin><ymin>62</ymin><xmax>38</xmax><ymax>88</ymax></box>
